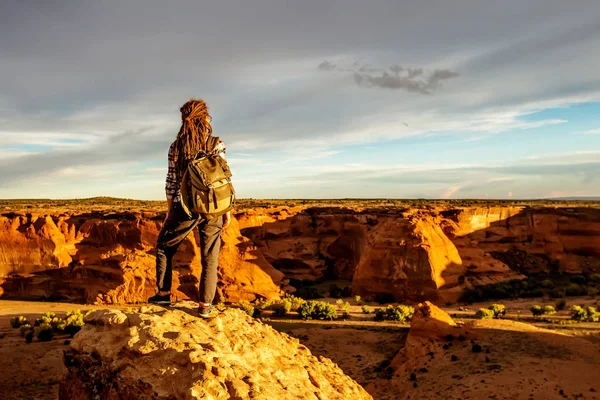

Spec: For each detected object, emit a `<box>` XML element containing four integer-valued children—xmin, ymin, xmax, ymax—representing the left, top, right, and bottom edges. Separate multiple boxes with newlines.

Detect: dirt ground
<box><xmin>0</xmin><ymin>297</ymin><xmax>599</xmax><ymax>400</ymax></box>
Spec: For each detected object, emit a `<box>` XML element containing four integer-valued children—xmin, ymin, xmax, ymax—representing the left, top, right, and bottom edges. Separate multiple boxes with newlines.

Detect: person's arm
<box><xmin>223</xmin><ymin>210</ymin><xmax>231</xmax><ymax>228</ymax></box>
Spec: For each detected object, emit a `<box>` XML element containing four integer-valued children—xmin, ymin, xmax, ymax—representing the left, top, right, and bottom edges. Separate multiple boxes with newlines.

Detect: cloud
<box><xmin>581</xmin><ymin>128</ymin><xmax>600</xmax><ymax>135</ymax></box>
<box><xmin>1</xmin><ymin>1</ymin><xmax>600</xmax><ymax>198</ymax></box>
<box><xmin>319</xmin><ymin>60</ymin><xmax>460</xmax><ymax>94</ymax></box>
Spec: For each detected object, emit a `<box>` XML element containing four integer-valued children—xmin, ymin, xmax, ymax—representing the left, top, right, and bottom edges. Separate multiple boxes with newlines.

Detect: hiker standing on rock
<box><xmin>148</xmin><ymin>99</ymin><xmax>236</xmax><ymax>318</ymax></box>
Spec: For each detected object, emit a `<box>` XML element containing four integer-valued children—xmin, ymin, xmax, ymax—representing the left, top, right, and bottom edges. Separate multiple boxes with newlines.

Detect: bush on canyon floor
<box><xmin>373</xmin><ymin>305</ymin><xmax>414</xmax><ymax>322</ymax></box>
<box><xmin>543</xmin><ymin>305</ymin><xmax>557</xmax><ymax>316</ymax></box>
<box><xmin>282</xmin><ymin>294</ymin><xmax>306</xmax><ymax>311</ymax></box>
<box><xmin>488</xmin><ymin>304</ymin><xmax>507</xmax><ymax>319</ymax></box>
<box><xmin>570</xmin><ymin>306</ymin><xmax>598</xmax><ymax>322</ymax></box>
<box><xmin>297</xmin><ymin>301</ymin><xmax>337</xmax><ymax>321</ymax></box>
<box><xmin>530</xmin><ymin>305</ymin><xmax>556</xmax><ymax>318</ymax></box>
<box><xmin>461</xmin><ymin>273</ymin><xmax>600</xmax><ymax>303</ymax></box>
<box><xmin>10</xmin><ymin>316</ymin><xmax>29</xmax><ymax>328</ymax></box>
<box><xmin>273</xmin><ymin>300</ymin><xmax>292</xmax><ymax>317</ymax></box>
<box><xmin>51</xmin><ymin>317</ymin><xmax>66</xmax><ymax>332</ymax></box>
<box><xmin>253</xmin><ymin>299</ymin><xmax>274</xmax><ymax>311</ymax></box>
<box><xmin>354</xmin><ymin>296</ymin><xmax>362</xmax><ymax>305</ymax></box>
<box><xmin>475</xmin><ymin>308</ymin><xmax>495</xmax><ymax>320</ymax></box>
<box><xmin>236</xmin><ymin>302</ymin><xmax>255</xmax><ymax>317</ymax></box>
<box><xmin>65</xmin><ymin>314</ymin><xmax>85</xmax><ymax>337</ymax></box>
<box><xmin>19</xmin><ymin>324</ymin><xmax>33</xmax><ymax>337</ymax></box>
<box><xmin>35</xmin><ymin>323</ymin><xmax>54</xmax><ymax>342</ymax></box>
<box><xmin>361</xmin><ymin>305</ymin><xmax>371</xmax><ymax>314</ymax></box>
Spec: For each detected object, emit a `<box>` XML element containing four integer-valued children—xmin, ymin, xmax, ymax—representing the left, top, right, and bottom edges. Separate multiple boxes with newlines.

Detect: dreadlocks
<box><xmin>173</xmin><ymin>99</ymin><xmax>213</xmax><ymax>178</ymax></box>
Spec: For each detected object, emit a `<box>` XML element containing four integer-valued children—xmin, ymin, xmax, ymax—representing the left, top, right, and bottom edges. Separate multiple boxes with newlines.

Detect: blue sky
<box><xmin>0</xmin><ymin>1</ymin><xmax>599</xmax><ymax>199</ymax></box>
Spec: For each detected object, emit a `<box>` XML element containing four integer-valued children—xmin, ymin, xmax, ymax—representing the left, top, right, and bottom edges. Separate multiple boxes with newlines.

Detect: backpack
<box><xmin>179</xmin><ymin>136</ymin><xmax>235</xmax><ymax>219</ymax></box>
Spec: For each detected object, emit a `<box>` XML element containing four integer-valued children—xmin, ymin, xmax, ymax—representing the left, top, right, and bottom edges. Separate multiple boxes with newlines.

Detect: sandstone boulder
<box><xmin>390</xmin><ymin>301</ymin><xmax>464</xmax><ymax>368</ymax></box>
<box><xmin>59</xmin><ymin>304</ymin><xmax>372</xmax><ymax>400</ymax></box>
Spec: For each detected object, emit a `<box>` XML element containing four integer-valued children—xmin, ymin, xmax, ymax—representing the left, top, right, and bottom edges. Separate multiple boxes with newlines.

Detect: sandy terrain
<box><xmin>1</xmin><ymin>296</ymin><xmax>598</xmax><ymax>399</ymax></box>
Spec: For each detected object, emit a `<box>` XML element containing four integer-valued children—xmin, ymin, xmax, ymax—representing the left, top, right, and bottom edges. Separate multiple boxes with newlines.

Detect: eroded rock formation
<box><xmin>59</xmin><ymin>305</ymin><xmax>372</xmax><ymax>400</ymax></box>
<box><xmin>1</xmin><ymin>205</ymin><xmax>599</xmax><ymax>304</ymax></box>
<box><xmin>0</xmin><ymin>211</ymin><xmax>283</xmax><ymax>304</ymax></box>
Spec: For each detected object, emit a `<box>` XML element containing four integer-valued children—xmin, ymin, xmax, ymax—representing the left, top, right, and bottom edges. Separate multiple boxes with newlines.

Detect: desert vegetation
<box><xmin>8</xmin><ymin>309</ymin><xmax>90</xmax><ymax>343</ymax></box>
<box><xmin>462</xmin><ymin>273</ymin><xmax>600</xmax><ymax>303</ymax></box>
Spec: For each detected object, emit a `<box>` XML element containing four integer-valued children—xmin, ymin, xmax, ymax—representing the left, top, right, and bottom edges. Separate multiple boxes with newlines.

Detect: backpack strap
<box><xmin>206</xmin><ymin>136</ymin><xmax>220</xmax><ymax>153</ymax></box>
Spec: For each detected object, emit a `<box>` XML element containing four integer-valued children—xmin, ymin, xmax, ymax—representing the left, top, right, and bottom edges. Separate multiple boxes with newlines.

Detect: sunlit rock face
<box><xmin>0</xmin><ymin>211</ymin><xmax>283</xmax><ymax>304</ymax></box>
<box><xmin>1</xmin><ymin>205</ymin><xmax>599</xmax><ymax>304</ymax></box>
<box><xmin>59</xmin><ymin>305</ymin><xmax>373</xmax><ymax>400</ymax></box>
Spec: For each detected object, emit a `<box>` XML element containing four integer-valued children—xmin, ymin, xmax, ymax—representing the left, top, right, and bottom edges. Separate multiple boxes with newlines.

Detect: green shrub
<box><xmin>570</xmin><ymin>305</ymin><xmax>588</xmax><ymax>322</ymax></box>
<box><xmin>49</xmin><ymin>317</ymin><xmax>66</xmax><ymax>332</ymax></box>
<box><xmin>373</xmin><ymin>305</ymin><xmax>414</xmax><ymax>322</ymax></box>
<box><xmin>488</xmin><ymin>304</ymin><xmax>507</xmax><ymax>319</ymax></box>
<box><xmin>338</xmin><ymin>301</ymin><xmax>350</xmax><ymax>313</ymax></box>
<box><xmin>586</xmin><ymin>306</ymin><xmax>599</xmax><ymax>322</ymax></box>
<box><xmin>555</xmin><ymin>299</ymin><xmax>567</xmax><ymax>311</ymax></box>
<box><xmin>361</xmin><ymin>305</ymin><xmax>371</xmax><ymax>314</ymax></box>
<box><xmin>476</xmin><ymin>308</ymin><xmax>495</xmax><ymax>320</ymax></box>
<box><xmin>566</xmin><ymin>283</ymin><xmax>584</xmax><ymax>297</ymax></box>
<box><xmin>589</xmin><ymin>273</ymin><xmax>600</xmax><ymax>284</ymax></box>
<box><xmin>274</xmin><ymin>300</ymin><xmax>292</xmax><ymax>317</ymax></box>
<box><xmin>65</xmin><ymin>309</ymin><xmax>82</xmax><ymax>318</ymax></box>
<box><xmin>542</xmin><ymin>305</ymin><xmax>556</xmax><ymax>316</ymax></box>
<box><xmin>25</xmin><ymin>329</ymin><xmax>34</xmax><ymax>343</ymax></box>
<box><xmin>354</xmin><ymin>295</ymin><xmax>362</xmax><ymax>305</ymax></box>
<box><xmin>297</xmin><ymin>301</ymin><xmax>337</xmax><ymax>321</ymax></box>
<box><xmin>530</xmin><ymin>305</ymin><xmax>543</xmax><ymax>317</ymax></box>
<box><xmin>253</xmin><ymin>299</ymin><xmax>273</xmax><ymax>311</ymax></box>
<box><xmin>10</xmin><ymin>316</ymin><xmax>29</xmax><ymax>328</ymax></box>
<box><xmin>35</xmin><ymin>323</ymin><xmax>54</xmax><ymax>342</ymax></box>
<box><xmin>42</xmin><ymin>312</ymin><xmax>57</xmax><ymax>319</ymax></box>
<box><xmin>282</xmin><ymin>294</ymin><xmax>305</xmax><ymax>311</ymax></box>
<box><xmin>35</xmin><ymin>315</ymin><xmax>52</xmax><ymax>327</ymax></box>
<box><xmin>236</xmin><ymin>302</ymin><xmax>255</xmax><ymax>317</ymax></box>
<box><xmin>364</xmin><ymin>296</ymin><xmax>372</xmax><ymax>302</ymax></box>
<box><xmin>65</xmin><ymin>314</ymin><xmax>85</xmax><ymax>337</ymax></box>
<box><xmin>19</xmin><ymin>324</ymin><xmax>33</xmax><ymax>337</ymax></box>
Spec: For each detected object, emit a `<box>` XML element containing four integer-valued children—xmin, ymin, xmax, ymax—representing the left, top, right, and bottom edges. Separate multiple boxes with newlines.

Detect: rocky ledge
<box><xmin>59</xmin><ymin>303</ymin><xmax>372</xmax><ymax>400</ymax></box>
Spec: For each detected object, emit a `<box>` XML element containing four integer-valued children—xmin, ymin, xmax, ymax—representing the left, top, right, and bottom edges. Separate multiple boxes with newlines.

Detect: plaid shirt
<box><xmin>165</xmin><ymin>139</ymin><xmax>226</xmax><ymax>202</ymax></box>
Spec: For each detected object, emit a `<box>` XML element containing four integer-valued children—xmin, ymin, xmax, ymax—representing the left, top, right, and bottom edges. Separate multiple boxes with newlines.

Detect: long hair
<box><xmin>173</xmin><ymin>99</ymin><xmax>212</xmax><ymax>178</ymax></box>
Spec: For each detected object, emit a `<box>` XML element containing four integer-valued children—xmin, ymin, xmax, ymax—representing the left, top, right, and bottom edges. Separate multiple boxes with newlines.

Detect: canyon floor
<box><xmin>1</xmin><ymin>296</ymin><xmax>599</xmax><ymax>400</ymax></box>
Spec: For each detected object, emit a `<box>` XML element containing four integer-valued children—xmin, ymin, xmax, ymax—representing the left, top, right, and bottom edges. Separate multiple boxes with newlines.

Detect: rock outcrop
<box><xmin>389</xmin><ymin>301</ymin><xmax>465</xmax><ymax>369</ymax></box>
<box><xmin>2</xmin><ymin>205</ymin><xmax>600</xmax><ymax>304</ymax></box>
<box><xmin>0</xmin><ymin>211</ymin><xmax>283</xmax><ymax>304</ymax></box>
<box><xmin>59</xmin><ymin>305</ymin><xmax>372</xmax><ymax>400</ymax></box>
<box><xmin>368</xmin><ymin>301</ymin><xmax>600</xmax><ymax>400</ymax></box>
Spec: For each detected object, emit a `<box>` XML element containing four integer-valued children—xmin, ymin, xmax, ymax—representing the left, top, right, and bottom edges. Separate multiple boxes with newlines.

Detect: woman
<box><xmin>148</xmin><ymin>99</ymin><xmax>231</xmax><ymax>318</ymax></box>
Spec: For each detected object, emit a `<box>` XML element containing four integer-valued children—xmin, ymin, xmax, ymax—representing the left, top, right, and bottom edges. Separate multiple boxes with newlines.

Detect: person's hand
<box><xmin>223</xmin><ymin>211</ymin><xmax>231</xmax><ymax>229</ymax></box>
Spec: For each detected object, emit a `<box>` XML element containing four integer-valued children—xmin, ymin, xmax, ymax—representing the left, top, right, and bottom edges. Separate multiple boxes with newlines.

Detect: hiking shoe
<box><xmin>198</xmin><ymin>305</ymin><xmax>216</xmax><ymax>319</ymax></box>
<box><xmin>148</xmin><ymin>293</ymin><xmax>171</xmax><ymax>306</ymax></box>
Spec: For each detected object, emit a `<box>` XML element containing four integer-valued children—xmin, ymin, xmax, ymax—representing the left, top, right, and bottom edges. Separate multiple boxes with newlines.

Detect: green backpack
<box><xmin>180</xmin><ymin>136</ymin><xmax>235</xmax><ymax>219</ymax></box>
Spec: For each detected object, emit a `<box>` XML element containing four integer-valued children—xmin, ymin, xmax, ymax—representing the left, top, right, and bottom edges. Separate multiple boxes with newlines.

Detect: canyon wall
<box><xmin>0</xmin><ymin>211</ymin><xmax>283</xmax><ymax>304</ymax></box>
<box><xmin>1</xmin><ymin>205</ymin><xmax>599</xmax><ymax>304</ymax></box>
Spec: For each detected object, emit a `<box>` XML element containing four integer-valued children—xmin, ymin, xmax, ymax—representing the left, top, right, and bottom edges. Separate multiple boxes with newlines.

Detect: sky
<box><xmin>1</xmin><ymin>1</ymin><xmax>600</xmax><ymax>200</ymax></box>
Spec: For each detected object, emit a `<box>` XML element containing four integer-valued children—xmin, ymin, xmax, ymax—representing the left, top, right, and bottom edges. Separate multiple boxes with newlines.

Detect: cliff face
<box><xmin>1</xmin><ymin>205</ymin><xmax>599</xmax><ymax>304</ymax></box>
<box><xmin>239</xmin><ymin>206</ymin><xmax>600</xmax><ymax>302</ymax></box>
<box><xmin>0</xmin><ymin>211</ymin><xmax>283</xmax><ymax>304</ymax></box>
